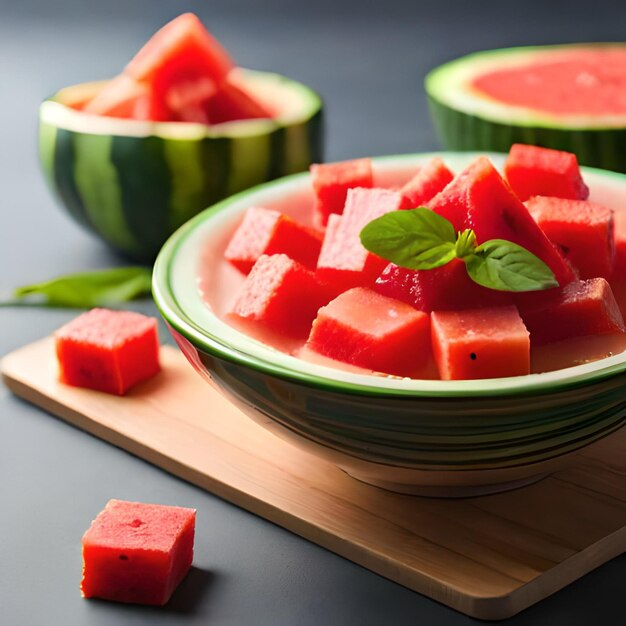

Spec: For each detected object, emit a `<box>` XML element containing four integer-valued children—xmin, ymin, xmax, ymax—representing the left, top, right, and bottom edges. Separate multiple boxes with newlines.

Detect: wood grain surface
<box><xmin>3</xmin><ymin>337</ymin><xmax>626</xmax><ymax>620</ymax></box>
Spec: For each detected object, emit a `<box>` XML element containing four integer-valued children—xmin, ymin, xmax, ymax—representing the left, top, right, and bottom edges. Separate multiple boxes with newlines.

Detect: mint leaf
<box><xmin>360</xmin><ymin>208</ymin><xmax>457</xmax><ymax>270</ymax></box>
<box><xmin>464</xmin><ymin>240</ymin><xmax>559</xmax><ymax>292</ymax></box>
<box><xmin>7</xmin><ymin>267</ymin><xmax>152</xmax><ymax>308</ymax></box>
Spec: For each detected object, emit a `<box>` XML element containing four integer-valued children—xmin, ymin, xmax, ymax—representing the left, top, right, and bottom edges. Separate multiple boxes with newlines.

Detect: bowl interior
<box><xmin>153</xmin><ymin>152</ymin><xmax>626</xmax><ymax>397</ymax></box>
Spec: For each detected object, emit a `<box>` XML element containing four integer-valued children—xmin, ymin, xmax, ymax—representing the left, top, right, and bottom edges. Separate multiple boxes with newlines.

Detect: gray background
<box><xmin>1</xmin><ymin>1</ymin><xmax>626</xmax><ymax>624</ymax></box>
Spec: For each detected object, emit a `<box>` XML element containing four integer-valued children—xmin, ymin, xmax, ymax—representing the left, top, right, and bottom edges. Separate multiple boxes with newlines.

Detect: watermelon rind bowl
<box><xmin>426</xmin><ymin>44</ymin><xmax>626</xmax><ymax>174</ymax></box>
<box><xmin>153</xmin><ymin>152</ymin><xmax>626</xmax><ymax>497</ymax></box>
<box><xmin>39</xmin><ymin>68</ymin><xmax>323</xmax><ymax>261</ymax></box>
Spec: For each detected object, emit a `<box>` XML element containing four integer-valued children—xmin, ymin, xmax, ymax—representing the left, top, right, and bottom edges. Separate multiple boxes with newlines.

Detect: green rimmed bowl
<box><xmin>153</xmin><ymin>152</ymin><xmax>626</xmax><ymax>497</ymax></box>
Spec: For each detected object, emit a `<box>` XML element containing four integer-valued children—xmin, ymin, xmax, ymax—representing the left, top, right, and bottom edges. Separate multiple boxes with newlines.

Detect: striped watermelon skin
<box><xmin>425</xmin><ymin>44</ymin><xmax>626</xmax><ymax>176</ymax></box>
<box><xmin>39</xmin><ymin>71</ymin><xmax>324</xmax><ymax>261</ymax></box>
<box><xmin>428</xmin><ymin>96</ymin><xmax>626</xmax><ymax>175</ymax></box>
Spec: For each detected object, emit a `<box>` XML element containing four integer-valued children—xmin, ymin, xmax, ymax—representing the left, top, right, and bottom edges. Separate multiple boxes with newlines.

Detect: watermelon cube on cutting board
<box><xmin>307</xmin><ymin>287</ymin><xmax>431</xmax><ymax>376</ymax></box>
<box><xmin>526</xmin><ymin>196</ymin><xmax>615</xmax><ymax>279</ymax></box>
<box><xmin>310</xmin><ymin>158</ymin><xmax>373</xmax><ymax>226</ymax></box>
<box><xmin>429</xmin><ymin>156</ymin><xmax>576</xmax><ymax>288</ymax></box>
<box><xmin>431</xmin><ymin>306</ymin><xmax>530</xmax><ymax>380</ymax></box>
<box><xmin>224</xmin><ymin>207</ymin><xmax>323</xmax><ymax>273</ymax></box>
<box><xmin>230</xmin><ymin>254</ymin><xmax>332</xmax><ymax>337</ymax></box>
<box><xmin>400</xmin><ymin>157</ymin><xmax>454</xmax><ymax>209</ymax></box>
<box><xmin>316</xmin><ymin>187</ymin><xmax>404</xmax><ymax>291</ymax></box>
<box><xmin>517</xmin><ymin>278</ymin><xmax>625</xmax><ymax>344</ymax></box>
<box><xmin>81</xmin><ymin>499</ymin><xmax>196</xmax><ymax>605</ymax></box>
<box><xmin>504</xmin><ymin>144</ymin><xmax>589</xmax><ymax>202</ymax></box>
<box><xmin>374</xmin><ymin>259</ymin><xmax>512</xmax><ymax>312</ymax></box>
<box><xmin>55</xmin><ymin>309</ymin><xmax>161</xmax><ymax>395</ymax></box>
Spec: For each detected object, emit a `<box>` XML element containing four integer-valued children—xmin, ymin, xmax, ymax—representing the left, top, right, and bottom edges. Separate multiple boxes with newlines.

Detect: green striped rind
<box><xmin>39</xmin><ymin>70</ymin><xmax>324</xmax><ymax>261</ymax></box>
<box><xmin>425</xmin><ymin>44</ymin><xmax>626</xmax><ymax>174</ymax></box>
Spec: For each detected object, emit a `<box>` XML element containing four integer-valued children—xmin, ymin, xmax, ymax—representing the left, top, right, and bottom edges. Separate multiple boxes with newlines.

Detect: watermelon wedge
<box><xmin>426</xmin><ymin>44</ymin><xmax>626</xmax><ymax>174</ymax></box>
<box><xmin>428</xmin><ymin>157</ymin><xmax>576</xmax><ymax>287</ymax></box>
<box><xmin>125</xmin><ymin>13</ymin><xmax>234</xmax><ymax>86</ymax></box>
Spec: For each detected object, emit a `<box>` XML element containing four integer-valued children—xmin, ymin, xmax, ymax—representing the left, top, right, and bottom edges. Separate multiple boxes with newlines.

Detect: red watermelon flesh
<box><xmin>81</xmin><ymin>499</ymin><xmax>196</xmax><ymax>605</ymax></box>
<box><xmin>517</xmin><ymin>278</ymin><xmax>625</xmax><ymax>344</ymax></box>
<box><xmin>125</xmin><ymin>13</ymin><xmax>234</xmax><ymax>86</ymax></box>
<box><xmin>224</xmin><ymin>207</ymin><xmax>323</xmax><ymax>273</ymax></box>
<box><xmin>316</xmin><ymin>187</ymin><xmax>404</xmax><ymax>291</ymax></box>
<box><xmin>165</xmin><ymin>75</ymin><xmax>216</xmax><ymax>123</ymax></box>
<box><xmin>83</xmin><ymin>75</ymin><xmax>169</xmax><ymax>121</ymax></box>
<box><xmin>310</xmin><ymin>158</ymin><xmax>374</xmax><ymax>227</ymax></box>
<box><xmin>400</xmin><ymin>157</ymin><xmax>454</xmax><ymax>209</ymax></box>
<box><xmin>374</xmin><ymin>258</ymin><xmax>512</xmax><ymax>312</ymax></box>
<box><xmin>207</xmin><ymin>76</ymin><xmax>272</xmax><ymax>123</ymax></box>
<box><xmin>430</xmin><ymin>157</ymin><xmax>576</xmax><ymax>287</ymax></box>
<box><xmin>230</xmin><ymin>254</ymin><xmax>333</xmax><ymax>338</ymax></box>
<box><xmin>526</xmin><ymin>196</ymin><xmax>614</xmax><ymax>279</ymax></box>
<box><xmin>55</xmin><ymin>309</ymin><xmax>160</xmax><ymax>395</ymax></box>
<box><xmin>612</xmin><ymin>211</ymin><xmax>626</xmax><ymax>279</ymax></box>
<box><xmin>306</xmin><ymin>287</ymin><xmax>431</xmax><ymax>376</ymax></box>
<box><xmin>504</xmin><ymin>144</ymin><xmax>589</xmax><ymax>202</ymax></box>
<box><xmin>431</xmin><ymin>306</ymin><xmax>530</xmax><ymax>380</ymax></box>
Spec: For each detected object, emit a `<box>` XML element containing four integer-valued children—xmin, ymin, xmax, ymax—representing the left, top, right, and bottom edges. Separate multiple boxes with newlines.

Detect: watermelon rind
<box><xmin>39</xmin><ymin>69</ymin><xmax>324</xmax><ymax>261</ymax></box>
<box><xmin>425</xmin><ymin>44</ymin><xmax>626</xmax><ymax>174</ymax></box>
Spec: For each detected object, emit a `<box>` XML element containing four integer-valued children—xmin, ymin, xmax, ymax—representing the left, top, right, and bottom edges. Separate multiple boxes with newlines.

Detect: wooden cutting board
<box><xmin>3</xmin><ymin>337</ymin><xmax>626</xmax><ymax>620</ymax></box>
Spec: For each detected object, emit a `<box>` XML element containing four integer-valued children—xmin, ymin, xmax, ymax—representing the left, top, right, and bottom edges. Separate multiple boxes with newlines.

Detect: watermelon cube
<box><xmin>429</xmin><ymin>157</ymin><xmax>576</xmax><ymax>288</ymax></box>
<box><xmin>526</xmin><ymin>196</ymin><xmax>614</xmax><ymax>279</ymax></box>
<box><xmin>81</xmin><ymin>499</ymin><xmax>196</xmax><ymax>605</ymax></box>
<box><xmin>400</xmin><ymin>157</ymin><xmax>454</xmax><ymax>209</ymax></box>
<box><xmin>224</xmin><ymin>207</ymin><xmax>323</xmax><ymax>273</ymax></box>
<box><xmin>230</xmin><ymin>254</ymin><xmax>332</xmax><ymax>337</ymax></box>
<box><xmin>374</xmin><ymin>259</ymin><xmax>512</xmax><ymax>312</ymax></box>
<box><xmin>316</xmin><ymin>187</ymin><xmax>404</xmax><ymax>291</ymax></box>
<box><xmin>310</xmin><ymin>158</ymin><xmax>373</xmax><ymax>226</ymax></box>
<box><xmin>504</xmin><ymin>144</ymin><xmax>589</xmax><ymax>202</ymax></box>
<box><xmin>517</xmin><ymin>278</ymin><xmax>625</xmax><ymax>344</ymax></box>
<box><xmin>307</xmin><ymin>287</ymin><xmax>431</xmax><ymax>376</ymax></box>
<box><xmin>55</xmin><ymin>309</ymin><xmax>160</xmax><ymax>395</ymax></box>
<box><xmin>431</xmin><ymin>306</ymin><xmax>530</xmax><ymax>380</ymax></box>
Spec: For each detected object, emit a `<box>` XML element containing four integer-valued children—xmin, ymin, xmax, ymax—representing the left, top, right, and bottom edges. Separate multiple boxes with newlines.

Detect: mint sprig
<box><xmin>360</xmin><ymin>208</ymin><xmax>558</xmax><ymax>292</ymax></box>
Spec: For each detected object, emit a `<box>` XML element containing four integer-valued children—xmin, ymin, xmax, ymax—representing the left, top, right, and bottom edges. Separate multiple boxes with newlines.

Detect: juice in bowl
<box><xmin>153</xmin><ymin>149</ymin><xmax>626</xmax><ymax>497</ymax></box>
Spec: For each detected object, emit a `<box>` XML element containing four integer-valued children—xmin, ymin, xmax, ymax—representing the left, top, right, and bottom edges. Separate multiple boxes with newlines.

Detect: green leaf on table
<box><xmin>360</xmin><ymin>207</ymin><xmax>457</xmax><ymax>270</ymax></box>
<box><xmin>7</xmin><ymin>267</ymin><xmax>152</xmax><ymax>308</ymax></box>
<box><xmin>464</xmin><ymin>239</ymin><xmax>559</xmax><ymax>292</ymax></box>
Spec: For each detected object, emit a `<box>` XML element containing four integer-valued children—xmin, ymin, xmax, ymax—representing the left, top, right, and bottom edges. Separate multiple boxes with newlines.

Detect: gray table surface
<box><xmin>2</xmin><ymin>1</ymin><xmax>625</xmax><ymax>624</ymax></box>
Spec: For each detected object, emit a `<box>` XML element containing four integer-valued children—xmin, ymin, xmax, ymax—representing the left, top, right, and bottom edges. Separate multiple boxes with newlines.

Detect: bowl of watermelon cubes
<box><xmin>39</xmin><ymin>13</ymin><xmax>323</xmax><ymax>261</ymax></box>
<box><xmin>153</xmin><ymin>146</ymin><xmax>626</xmax><ymax>497</ymax></box>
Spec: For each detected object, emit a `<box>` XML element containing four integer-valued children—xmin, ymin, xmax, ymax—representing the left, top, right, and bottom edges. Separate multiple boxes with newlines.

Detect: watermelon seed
<box><xmin>470</xmin><ymin>353</ymin><xmax>477</xmax><ymax>360</ymax></box>
<box><xmin>119</xmin><ymin>554</ymin><xmax>129</xmax><ymax>560</ymax></box>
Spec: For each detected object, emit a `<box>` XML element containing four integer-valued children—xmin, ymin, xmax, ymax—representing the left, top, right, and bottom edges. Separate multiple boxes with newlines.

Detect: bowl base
<box><xmin>343</xmin><ymin>470</ymin><xmax>550</xmax><ymax>498</ymax></box>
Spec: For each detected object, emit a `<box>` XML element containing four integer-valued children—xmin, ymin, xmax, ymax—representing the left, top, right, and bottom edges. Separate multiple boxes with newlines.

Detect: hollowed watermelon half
<box><xmin>39</xmin><ymin>69</ymin><xmax>323</xmax><ymax>261</ymax></box>
<box><xmin>425</xmin><ymin>44</ymin><xmax>626</xmax><ymax>174</ymax></box>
